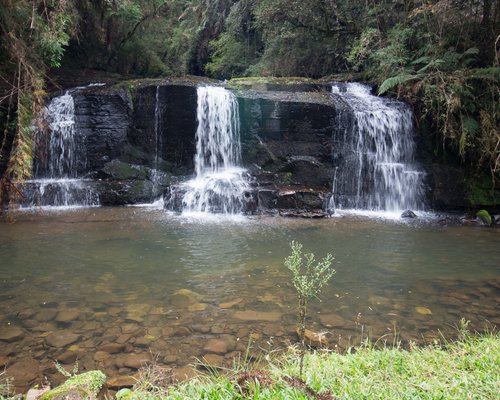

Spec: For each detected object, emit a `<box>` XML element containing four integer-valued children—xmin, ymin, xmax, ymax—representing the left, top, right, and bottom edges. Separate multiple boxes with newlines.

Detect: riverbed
<box><xmin>0</xmin><ymin>208</ymin><xmax>498</xmax><ymax>391</ymax></box>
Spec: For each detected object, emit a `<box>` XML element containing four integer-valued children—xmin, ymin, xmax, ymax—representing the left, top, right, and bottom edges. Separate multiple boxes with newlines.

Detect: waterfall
<box><xmin>330</xmin><ymin>82</ymin><xmax>425</xmax><ymax>213</ymax></box>
<box><xmin>22</xmin><ymin>91</ymin><xmax>99</xmax><ymax>208</ymax></box>
<box><xmin>174</xmin><ymin>86</ymin><xmax>249</xmax><ymax>215</ymax></box>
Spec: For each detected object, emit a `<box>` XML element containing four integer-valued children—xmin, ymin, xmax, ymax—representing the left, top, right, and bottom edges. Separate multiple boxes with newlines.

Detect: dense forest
<box><xmin>0</xmin><ymin>0</ymin><xmax>499</xmax><ymax>205</ymax></box>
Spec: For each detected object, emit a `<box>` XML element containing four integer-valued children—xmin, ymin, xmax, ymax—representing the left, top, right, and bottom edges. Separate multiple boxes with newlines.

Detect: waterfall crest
<box><xmin>330</xmin><ymin>82</ymin><xmax>425</xmax><ymax>213</ymax></box>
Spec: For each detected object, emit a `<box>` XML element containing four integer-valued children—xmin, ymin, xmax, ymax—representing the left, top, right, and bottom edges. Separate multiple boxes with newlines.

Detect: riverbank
<box><xmin>5</xmin><ymin>332</ymin><xmax>498</xmax><ymax>399</ymax></box>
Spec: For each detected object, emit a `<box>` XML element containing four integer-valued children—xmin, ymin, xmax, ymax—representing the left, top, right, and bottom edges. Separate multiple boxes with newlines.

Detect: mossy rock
<box><xmin>102</xmin><ymin>160</ymin><xmax>148</xmax><ymax>180</ymax></box>
<box><xmin>40</xmin><ymin>370</ymin><xmax>106</xmax><ymax>400</ymax></box>
<box><xmin>476</xmin><ymin>209</ymin><xmax>492</xmax><ymax>225</ymax></box>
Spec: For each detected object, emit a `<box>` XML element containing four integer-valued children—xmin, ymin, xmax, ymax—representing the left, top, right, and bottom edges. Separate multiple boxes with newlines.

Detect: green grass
<box><xmin>122</xmin><ymin>333</ymin><xmax>499</xmax><ymax>399</ymax></box>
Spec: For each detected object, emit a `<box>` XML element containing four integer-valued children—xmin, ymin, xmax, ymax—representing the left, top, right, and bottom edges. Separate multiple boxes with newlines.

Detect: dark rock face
<box><xmin>32</xmin><ymin>80</ymin><xmax>487</xmax><ymax>213</ymax></box>
<box><xmin>74</xmin><ymin>90</ymin><xmax>130</xmax><ymax>174</ymax></box>
<box><xmin>426</xmin><ymin>164</ymin><xmax>467</xmax><ymax>210</ymax></box>
<box><xmin>34</xmin><ymin>83</ymin><xmax>199</xmax><ymax>206</ymax></box>
<box><xmin>129</xmin><ymin>85</ymin><xmax>197</xmax><ymax>174</ymax></box>
<box><xmin>235</xmin><ymin>90</ymin><xmax>336</xmax><ymax>216</ymax></box>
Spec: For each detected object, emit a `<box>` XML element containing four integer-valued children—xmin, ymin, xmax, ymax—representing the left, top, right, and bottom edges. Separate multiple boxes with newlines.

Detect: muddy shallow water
<box><xmin>0</xmin><ymin>208</ymin><xmax>499</xmax><ymax>391</ymax></box>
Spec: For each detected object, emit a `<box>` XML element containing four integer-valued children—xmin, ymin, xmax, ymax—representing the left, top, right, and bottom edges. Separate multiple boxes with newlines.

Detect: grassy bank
<box><xmin>122</xmin><ymin>333</ymin><xmax>499</xmax><ymax>400</ymax></box>
<box><xmin>2</xmin><ymin>333</ymin><xmax>498</xmax><ymax>399</ymax></box>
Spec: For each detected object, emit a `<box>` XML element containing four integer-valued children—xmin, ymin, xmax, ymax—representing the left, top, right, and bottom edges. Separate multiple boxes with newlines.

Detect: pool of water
<box><xmin>0</xmin><ymin>208</ymin><xmax>499</xmax><ymax>391</ymax></box>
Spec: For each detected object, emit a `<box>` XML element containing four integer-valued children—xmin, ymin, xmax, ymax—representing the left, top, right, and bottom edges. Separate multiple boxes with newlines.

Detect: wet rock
<box><xmin>134</xmin><ymin>336</ymin><xmax>152</xmax><ymax>348</ymax></box>
<box><xmin>170</xmin><ymin>289</ymin><xmax>200</xmax><ymax>307</ymax></box>
<box><xmin>0</xmin><ymin>326</ymin><xmax>25</xmax><ymax>342</ymax></box>
<box><xmin>116</xmin><ymin>334</ymin><xmax>132</xmax><ymax>344</ymax></box>
<box><xmin>31</xmin><ymin>322</ymin><xmax>57</xmax><ymax>332</ymax></box>
<box><xmin>36</xmin><ymin>309</ymin><xmax>57</xmax><ymax>322</ymax></box>
<box><xmin>171</xmin><ymin>366</ymin><xmax>197</xmax><ymax>382</ymax></box>
<box><xmin>45</xmin><ymin>331</ymin><xmax>80</xmax><ymax>348</ymax></box>
<box><xmin>211</xmin><ymin>326</ymin><xmax>225</xmax><ymax>334</ymax></box>
<box><xmin>401</xmin><ymin>210</ymin><xmax>417</xmax><ymax>218</ymax></box>
<box><xmin>121</xmin><ymin>324</ymin><xmax>142</xmax><ymax>336</ymax></box>
<box><xmin>57</xmin><ymin>351</ymin><xmax>79</xmax><ymax>364</ymax></box>
<box><xmin>164</xmin><ymin>355</ymin><xmax>178</xmax><ymax>363</ymax></box>
<box><xmin>0</xmin><ymin>355</ymin><xmax>9</xmax><ymax>368</ymax></box>
<box><xmin>203</xmin><ymin>339</ymin><xmax>229</xmax><ymax>354</ymax></box>
<box><xmin>299</xmin><ymin>328</ymin><xmax>329</xmax><ymax>347</ymax></box>
<box><xmin>188</xmin><ymin>303</ymin><xmax>208</xmax><ymax>312</ymax></box>
<box><xmin>279</xmin><ymin>210</ymin><xmax>327</xmax><ymax>218</ymax></box>
<box><xmin>18</xmin><ymin>308</ymin><xmax>36</xmax><ymax>320</ymax></box>
<box><xmin>219</xmin><ymin>299</ymin><xmax>243</xmax><ymax>309</ymax></box>
<box><xmin>276</xmin><ymin>190</ymin><xmax>325</xmax><ymax>211</ymax></box>
<box><xmin>263</xmin><ymin>325</ymin><xmax>285</xmax><ymax>337</ymax></box>
<box><xmin>122</xmin><ymin>353</ymin><xmax>152</xmax><ymax>369</ymax></box>
<box><xmin>102</xmin><ymin>160</ymin><xmax>148</xmax><ymax>180</ymax></box>
<box><xmin>94</xmin><ymin>351</ymin><xmax>111</xmax><ymax>362</ymax></box>
<box><xmin>415</xmin><ymin>307</ymin><xmax>433</xmax><ymax>315</ymax></box>
<box><xmin>173</xmin><ymin>326</ymin><xmax>191</xmax><ymax>336</ymax></box>
<box><xmin>5</xmin><ymin>357</ymin><xmax>40</xmax><ymax>385</ymax></box>
<box><xmin>107</xmin><ymin>375</ymin><xmax>136</xmax><ymax>389</ymax></box>
<box><xmin>318</xmin><ymin>313</ymin><xmax>348</xmax><ymax>328</ymax></box>
<box><xmin>202</xmin><ymin>354</ymin><xmax>225</xmax><ymax>367</ymax></box>
<box><xmin>100</xmin><ymin>343</ymin><xmax>125</xmax><ymax>354</ymax></box>
<box><xmin>233</xmin><ymin>310</ymin><xmax>282</xmax><ymax>322</ymax></box>
<box><xmin>56</xmin><ymin>310</ymin><xmax>80</xmax><ymax>323</ymax></box>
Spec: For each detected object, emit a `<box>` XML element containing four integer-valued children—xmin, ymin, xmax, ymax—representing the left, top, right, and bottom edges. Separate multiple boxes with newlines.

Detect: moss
<box><xmin>102</xmin><ymin>160</ymin><xmax>148</xmax><ymax>180</ymax></box>
<box><xmin>476</xmin><ymin>209</ymin><xmax>492</xmax><ymax>225</ymax></box>
<box><xmin>40</xmin><ymin>370</ymin><xmax>106</xmax><ymax>400</ymax></box>
<box><xmin>465</xmin><ymin>174</ymin><xmax>499</xmax><ymax>208</ymax></box>
<box><xmin>227</xmin><ymin>76</ymin><xmax>326</xmax><ymax>90</ymax></box>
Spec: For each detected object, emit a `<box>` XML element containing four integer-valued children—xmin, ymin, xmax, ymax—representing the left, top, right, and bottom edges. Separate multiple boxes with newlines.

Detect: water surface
<box><xmin>0</xmin><ymin>208</ymin><xmax>498</xmax><ymax>390</ymax></box>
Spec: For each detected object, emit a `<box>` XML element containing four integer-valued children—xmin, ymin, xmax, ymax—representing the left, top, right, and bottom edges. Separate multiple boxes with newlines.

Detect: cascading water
<box><xmin>330</xmin><ymin>82</ymin><xmax>425</xmax><ymax>214</ymax></box>
<box><xmin>22</xmin><ymin>91</ymin><xmax>99</xmax><ymax>208</ymax></box>
<box><xmin>173</xmin><ymin>86</ymin><xmax>249</xmax><ymax>215</ymax></box>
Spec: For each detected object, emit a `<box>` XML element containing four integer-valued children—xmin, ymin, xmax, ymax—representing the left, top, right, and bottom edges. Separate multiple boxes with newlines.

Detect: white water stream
<box><xmin>22</xmin><ymin>91</ymin><xmax>99</xmax><ymax>208</ymax></box>
<box><xmin>180</xmin><ymin>86</ymin><xmax>249</xmax><ymax>215</ymax></box>
<box><xmin>330</xmin><ymin>83</ymin><xmax>426</xmax><ymax>215</ymax></box>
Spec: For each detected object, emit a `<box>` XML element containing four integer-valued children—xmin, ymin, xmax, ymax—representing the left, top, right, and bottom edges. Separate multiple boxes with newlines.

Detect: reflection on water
<box><xmin>0</xmin><ymin>208</ymin><xmax>498</xmax><ymax>391</ymax></box>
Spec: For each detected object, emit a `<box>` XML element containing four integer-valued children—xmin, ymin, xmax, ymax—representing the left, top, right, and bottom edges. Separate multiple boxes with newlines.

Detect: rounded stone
<box><xmin>45</xmin><ymin>332</ymin><xmax>80</xmax><ymax>348</ymax></box>
<box><xmin>100</xmin><ymin>343</ymin><xmax>125</xmax><ymax>354</ymax></box>
<box><xmin>232</xmin><ymin>310</ymin><xmax>281</xmax><ymax>322</ymax></box>
<box><xmin>0</xmin><ymin>326</ymin><xmax>25</xmax><ymax>343</ymax></box>
<box><xmin>94</xmin><ymin>351</ymin><xmax>111</xmax><ymax>362</ymax></box>
<box><xmin>122</xmin><ymin>353</ymin><xmax>152</xmax><ymax>369</ymax></box>
<box><xmin>5</xmin><ymin>357</ymin><xmax>40</xmax><ymax>385</ymax></box>
<box><xmin>203</xmin><ymin>339</ymin><xmax>228</xmax><ymax>354</ymax></box>
<box><xmin>170</xmin><ymin>289</ymin><xmax>200</xmax><ymax>307</ymax></box>
<box><xmin>107</xmin><ymin>375</ymin><xmax>136</xmax><ymax>389</ymax></box>
<box><xmin>55</xmin><ymin>310</ymin><xmax>80</xmax><ymax>323</ymax></box>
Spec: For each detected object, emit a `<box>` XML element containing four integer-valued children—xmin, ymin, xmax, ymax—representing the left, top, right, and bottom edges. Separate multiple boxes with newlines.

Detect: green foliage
<box><xmin>116</xmin><ymin>334</ymin><xmax>500</xmax><ymax>399</ymax></box>
<box><xmin>285</xmin><ymin>241</ymin><xmax>335</xmax><ymax>301</ymax></box>
<box><xmin>285</xmin><ymin>240</ymin><xmax>335</xmax><ymax>377</ymax></box>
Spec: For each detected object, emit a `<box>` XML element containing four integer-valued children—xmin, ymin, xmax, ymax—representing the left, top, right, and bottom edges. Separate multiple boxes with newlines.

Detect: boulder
<box><xmin>401</xmin><ymin>210</ymin><xmax>417</xmax><ymax>218</ymax></box>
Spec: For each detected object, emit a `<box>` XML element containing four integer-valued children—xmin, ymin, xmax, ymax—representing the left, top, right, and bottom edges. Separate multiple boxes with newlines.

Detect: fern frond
<box><xmin>469</xmin><ymin>67</ymin><xmax>500</xmax><ymax>81</ymax></box>
<box><xmin>378</xmin><ymin>73</ymin><xmax>421</xmax><ymax>95</ymax></box>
